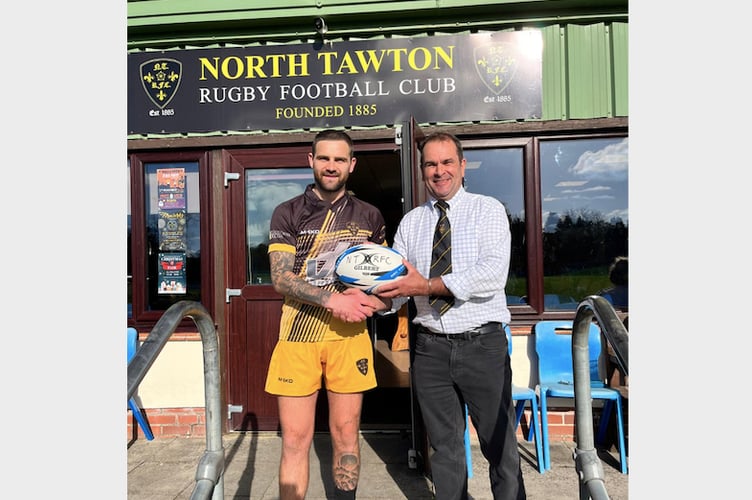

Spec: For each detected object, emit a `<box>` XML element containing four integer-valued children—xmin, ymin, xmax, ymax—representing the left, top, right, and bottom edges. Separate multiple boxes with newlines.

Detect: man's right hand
<box><xmin>326</xmin><ymin>288</ymin><xmax>378</xmax><ymax>323</ymax></box>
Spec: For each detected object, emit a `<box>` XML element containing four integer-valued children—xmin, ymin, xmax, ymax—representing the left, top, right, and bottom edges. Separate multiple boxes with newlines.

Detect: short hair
<box><xmin>609</xmin><ymin>256</ymin><xmax>628</xmax><ymax>286</ymax></box>
<box><xmin>312</xmin><ymin>129</ymin><xmax>354</xmax><ymax>158</ymax></box>
<box><xmin>418</xmin><ymin>131</ymin><xmax>464</xmax><ymax>166</ymax></box>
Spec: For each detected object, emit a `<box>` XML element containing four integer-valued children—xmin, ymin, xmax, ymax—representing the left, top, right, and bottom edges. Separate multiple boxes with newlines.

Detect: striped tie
<box><xmin>429</xmin><ymin>200</ymin><xmax>454</xmax><ymax>314</ymax></box>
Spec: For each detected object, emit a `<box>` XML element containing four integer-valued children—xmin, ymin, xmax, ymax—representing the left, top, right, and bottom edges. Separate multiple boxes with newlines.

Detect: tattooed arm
<box><xmin>270</xmin><ymin>251</ymin><xmax>381</xmax><ymax>323</ymax></box>
<box><xmin>269</xmin><ymin>251</ymin><xmax>331</xmax><ymax>305</ymax></box>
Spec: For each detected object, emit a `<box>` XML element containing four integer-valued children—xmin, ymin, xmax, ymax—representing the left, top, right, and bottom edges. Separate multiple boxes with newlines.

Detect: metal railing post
<box><xmin>127</xmin><ymin>300</ymin><xmax>225</xmax><ymax>500</ymax></box>
<box><xmin>571</xmin><ymin>295</ymin><xmax>628</xmax><ymax>500</ymax></box>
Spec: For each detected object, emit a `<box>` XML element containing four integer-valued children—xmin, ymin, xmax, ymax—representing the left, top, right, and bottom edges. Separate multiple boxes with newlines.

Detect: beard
<box><xmin>313</xmin><ymin>170</ymin><xmax>347</xmax><ymax>193</ymax></box>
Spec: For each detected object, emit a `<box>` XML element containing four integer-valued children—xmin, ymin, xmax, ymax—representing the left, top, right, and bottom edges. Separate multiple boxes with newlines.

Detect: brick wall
<box><xmin>127</xmin><ymin>406</ymin><xmax>579</xmax><ymax>442</ymax></box>
<box><xmin>127</xmin><ymin>407</ymin><xmax>206</xmax><ymax>440</ymax></box>
<box><xmin>513</xmin><ymin>408</ymin><xmax>576</xmax><ymax>442</ymax></box>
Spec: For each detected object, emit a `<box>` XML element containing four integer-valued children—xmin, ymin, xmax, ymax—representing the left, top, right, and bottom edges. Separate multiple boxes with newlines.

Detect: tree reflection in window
<box><xmin>539</xmin><ymin>137</ymin><xmax>628</xmax><ymax>310</ymax></box>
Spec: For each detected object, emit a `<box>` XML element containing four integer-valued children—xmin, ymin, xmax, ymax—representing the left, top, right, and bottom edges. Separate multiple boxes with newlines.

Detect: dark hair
<box><xmin>609</xmin><ymin>256</ymin><xmax>628</xmax><ymax>286</ymax></box>
<box><xmin>312</xmin><ymin>129</ymin><xmax>354</xmax><ymax>158</ymax></box>
<box><xmin>418</xmin><ymin>131</ymin><xmax>464</xmax><ymax>166</ymax></box>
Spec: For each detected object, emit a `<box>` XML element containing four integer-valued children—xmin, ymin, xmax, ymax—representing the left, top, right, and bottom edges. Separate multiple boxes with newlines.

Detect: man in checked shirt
<box><xmin>377</xmin><ymin>132</ymin><xmax>526</xmax><ymax>500</ymax></box>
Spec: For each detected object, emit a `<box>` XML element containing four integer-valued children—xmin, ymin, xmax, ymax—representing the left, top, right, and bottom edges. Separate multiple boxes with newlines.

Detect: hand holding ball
<box><xmin>334</xmin><ymin>244</ymin><xmax>407</xmax><ymax>294</ymax></box>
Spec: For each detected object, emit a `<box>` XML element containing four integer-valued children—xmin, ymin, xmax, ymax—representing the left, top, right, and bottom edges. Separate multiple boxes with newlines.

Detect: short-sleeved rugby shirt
<box><xmin>268</xmin><ymin>184</ymin><xmax>387</xmax><ymax>342</ymax></box>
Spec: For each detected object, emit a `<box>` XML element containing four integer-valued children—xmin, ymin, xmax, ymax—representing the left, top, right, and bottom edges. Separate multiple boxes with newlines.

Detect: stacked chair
<box><xmin>533</xmin><ymin>320</ymin><xmax>627</xmax><ymax>474</ymax></box>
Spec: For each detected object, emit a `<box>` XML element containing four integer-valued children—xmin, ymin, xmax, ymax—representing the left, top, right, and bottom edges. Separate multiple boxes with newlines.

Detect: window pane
<box><xmin>144</xmin><ymin>161</ymin><xmax>201</xmax><ymax>310</ymax></box>
<box><xmin>246</xmin><ymin>168</ymin><xmax>313</xmax><ymax>284</ymax></box>
<box><xmin>463</xmin><ymin>148</ymin><xmax>527</xmax><ymax>304</ymax></box>
<box><xmin>539</xmin><ymin>137</ymin><xmax>628</xmax><ymax>310</ymax></box>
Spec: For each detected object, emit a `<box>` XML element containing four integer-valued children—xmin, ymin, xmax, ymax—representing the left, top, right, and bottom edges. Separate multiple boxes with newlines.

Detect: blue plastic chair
<box><xmin>464</xmin><ymin>325</ymin><xmax>545</xmax><ymax>476</ymax></box>
<box><xmin>128</xmin><ymin>327</ymin><xmax>154</xmax><ymax>441</ymax></box>
<box><xmin>506</xmin><ymin>326</ymin><xmax>545</xmax><ymax>474</ymax></box>
<box><xmin>464</xmin><ymin>404</ymin><xmax>473</xmax><ymax>478</ymax></box>
<box><xmin>534</xmin><ymin>320</ymin><xmax>627</xmax><ymax>474</ymax></box>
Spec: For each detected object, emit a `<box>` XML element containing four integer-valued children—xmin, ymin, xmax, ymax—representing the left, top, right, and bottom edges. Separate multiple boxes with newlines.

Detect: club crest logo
<box><xmin>140</xmin><ymin>58</ymin><xmax>182</xmax><ymax>109</ymax></box>
<box><xmin>474</xmin><ymin>43</ymin><xmax>518</xmax><ymax>96</ymax></box>
<box><xmin>356</xmin><ymin>358</ymin><xmax>369</xmax><ymax>376</ymax></box>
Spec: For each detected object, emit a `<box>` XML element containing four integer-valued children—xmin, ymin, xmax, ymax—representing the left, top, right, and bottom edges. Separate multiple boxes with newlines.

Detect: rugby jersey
<box><xmin>268</xmin><ymin>184</ymin><xmax>387</xmax><ymax>342</ymax></box>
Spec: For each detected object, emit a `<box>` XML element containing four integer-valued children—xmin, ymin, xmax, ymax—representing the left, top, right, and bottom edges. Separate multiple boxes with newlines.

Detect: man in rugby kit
<box><xmin>265</xmin><ymin>129</ymin><xmax>391</xmax><ymax>500</ymax></box>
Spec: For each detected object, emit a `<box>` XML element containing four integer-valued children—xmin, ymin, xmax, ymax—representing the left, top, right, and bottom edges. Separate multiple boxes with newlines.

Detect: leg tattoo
<box><xmin>333</xmin><ymin>452</ymin><xmax>359</xmax><ymax>491</ymax></box>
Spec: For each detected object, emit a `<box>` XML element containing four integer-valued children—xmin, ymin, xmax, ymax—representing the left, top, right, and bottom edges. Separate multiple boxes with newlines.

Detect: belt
<box><xmin>419</xmin><ymin>322</ymin><xmax>504</xmax><ymax>341</ymax></box>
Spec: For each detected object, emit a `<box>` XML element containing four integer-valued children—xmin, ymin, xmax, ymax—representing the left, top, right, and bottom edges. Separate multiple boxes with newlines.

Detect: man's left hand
<box><xmin>375</xmin><ymin>260</ymin><xmax>428</xmax><ymax>299</ymax></box>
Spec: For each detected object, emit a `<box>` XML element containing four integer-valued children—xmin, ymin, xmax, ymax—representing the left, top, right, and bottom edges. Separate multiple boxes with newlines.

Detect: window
<box><xmin>245</xmin><ymin>168</ymin><xmax>313</xmax><ymax>284</ymax></box>
<box><xmin>463</xmin><ymin>146</ymin><xmax>527</xmax><ymax>305</ymax></box>
<box><xmin>538</xmin><ymin>137</ymin><xmax>628</xmax><ymax>310</ymax></box>
<box><xmin>144</xmin><ymin>161</ymin><xmax>201</xmax><ymax>309</ymax></box>
<box><xmin>128</xmin><ymin>151</ymin><xmax>210</xmax><ymax>323</ymax></box>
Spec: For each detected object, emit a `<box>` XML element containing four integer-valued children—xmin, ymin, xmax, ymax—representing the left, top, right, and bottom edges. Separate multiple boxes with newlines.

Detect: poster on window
<box><xmin>158</xmin><ymin>211</ymin><xmax>187</xmax><ymax>251</ymax></box>
<box><xmin>157</xmin><ymin>168</ymin><xmax>186</xmax><ymax>210</ymax></box>
<box><xmin>158</xmin><ymin>252</ymin><xmax>187</xmax><ymax>294</ymax></box>
<box><xmin>157</xmin><ymin>167</ymin><xmax>188</xmax><ymax>251</ymax></box>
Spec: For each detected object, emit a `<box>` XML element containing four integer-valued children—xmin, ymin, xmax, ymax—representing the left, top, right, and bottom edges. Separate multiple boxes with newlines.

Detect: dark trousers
<box><xmin>413</xmin><ymin>326</ymin><xmax>526</xmax><ymax>500</ymax></box>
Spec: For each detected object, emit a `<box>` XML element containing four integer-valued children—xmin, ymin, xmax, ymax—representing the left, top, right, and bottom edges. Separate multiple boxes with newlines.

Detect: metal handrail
<box><xmin>127</xmin><ymin>301</ymin><xmax>225</xmax><ymax>500</ymax></box>
<box><xmin>571</xmin><ymin>295</ymin><xmax>629</xmax><ymax>500</ymax></box>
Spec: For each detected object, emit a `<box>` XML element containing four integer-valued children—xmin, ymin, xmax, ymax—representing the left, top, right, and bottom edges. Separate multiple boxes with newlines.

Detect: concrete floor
<box><xmin>127</xmin><ymin>431</ymin><xmax>628</xmax><ymax>499</ymax></box>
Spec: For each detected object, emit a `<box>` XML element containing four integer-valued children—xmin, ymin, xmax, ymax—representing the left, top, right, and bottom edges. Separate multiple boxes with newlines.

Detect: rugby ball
<box><xmin>335</xmin><ymin>244</ymin><xmax>407</xmax><ymax>293</ymax></box>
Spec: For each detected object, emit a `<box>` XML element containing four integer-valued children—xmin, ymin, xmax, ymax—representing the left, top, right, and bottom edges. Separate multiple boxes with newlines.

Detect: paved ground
<box><xmin>127</xmin><ymin>431</ymin><xmax>628</xmax><ymax>499</ymax></box>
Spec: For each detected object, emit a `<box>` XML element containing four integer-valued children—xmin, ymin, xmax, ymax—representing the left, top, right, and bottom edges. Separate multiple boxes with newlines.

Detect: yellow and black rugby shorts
<box><xmin>265</xmin><ymin>332</ymin><xmax>377</xmax><ymax>396</ymax></box>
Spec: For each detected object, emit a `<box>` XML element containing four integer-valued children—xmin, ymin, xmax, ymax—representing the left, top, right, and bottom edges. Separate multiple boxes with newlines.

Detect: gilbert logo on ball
<box><xmin>335</xmin><ymin>244</ymin><xmax>407</xmax><ymax>293</ymax></box>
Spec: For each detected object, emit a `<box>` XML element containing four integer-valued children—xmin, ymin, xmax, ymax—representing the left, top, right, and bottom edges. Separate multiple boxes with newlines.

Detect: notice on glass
<box><xmin>157</xmin><ymin>167</ymin><xmax>188</xmax><ymax>252</ymax></box>
<box><xmin>158</xmin><ymin>252</ymin><xmax>187</xmax><ymax>294</ymax></box>
<box><xmin>158</xmin><ymin>211</ymin><xmax>186</xmax><ymax>251</ymax></box>
<box><xmin>157</xmin><ymin>168</ymin><xmax>186</xmax><ymax>210</ymax></box>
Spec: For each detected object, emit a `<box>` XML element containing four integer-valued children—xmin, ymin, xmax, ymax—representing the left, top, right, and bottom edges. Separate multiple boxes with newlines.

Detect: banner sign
<box><xmin>128</xmin><ymin>30</ymin><xmax>542</xmax><ymax>135</ymax></box>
